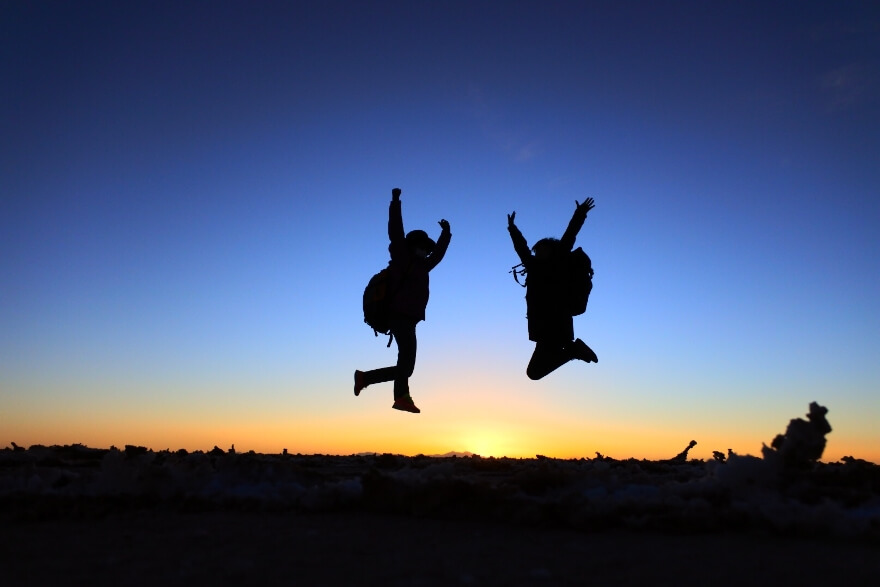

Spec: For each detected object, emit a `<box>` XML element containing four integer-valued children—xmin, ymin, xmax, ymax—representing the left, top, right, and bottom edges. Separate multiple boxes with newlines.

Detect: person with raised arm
<box><xmin>508</xmin><ymin>198</ymin><xmax>598</xmax><ymax>380</ymax></box>
<box><xmin>354</xmin><ymin>188</ymin><xmax>451</xmax><ymax>413</ymax></box>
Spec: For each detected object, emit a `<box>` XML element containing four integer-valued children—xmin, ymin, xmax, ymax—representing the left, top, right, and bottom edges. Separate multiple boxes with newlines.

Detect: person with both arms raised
<box><xmin>507</xmin><ymin>198</ymin><xmax>598</xmax><ymax>380</ymax></box>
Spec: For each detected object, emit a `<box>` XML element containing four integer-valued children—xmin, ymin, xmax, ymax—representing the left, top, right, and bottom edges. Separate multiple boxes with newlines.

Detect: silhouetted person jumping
<box><xmin>354</xmin><ymin>188</ymin><xmax>451</xmax><ymax>413</ymax></box>
<box><xmin>508</xmin><ymin>198</ymin><xmax>598</xmax><ymax>380</ymax></box>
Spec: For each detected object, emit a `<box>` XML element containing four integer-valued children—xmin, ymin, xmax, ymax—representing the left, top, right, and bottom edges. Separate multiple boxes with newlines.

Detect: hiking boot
<box><xmin>571</xmin><ymin>339</ymin><xmax>598</xmax><ymax>363</ymax></box>
<box><xmin>354</xmin><ymin>370</ymin><xmax>366</xmax><ymax>396</ymax></box>
<box><xmin>392</xmin><ymin>396</ymin><xmax>421</xmax><ymax>413</ymax></box>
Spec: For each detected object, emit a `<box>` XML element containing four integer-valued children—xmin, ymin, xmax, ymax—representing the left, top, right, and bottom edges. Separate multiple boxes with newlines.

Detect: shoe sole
<box><xmin>392</xmin><ymin>404</ymin><xmax>420</xmax><ymax>414</ymax></box>
<box><xmin>354</xmin><ymin>371</ymin><xmax>364</xmax><ymax>396</ymax></box>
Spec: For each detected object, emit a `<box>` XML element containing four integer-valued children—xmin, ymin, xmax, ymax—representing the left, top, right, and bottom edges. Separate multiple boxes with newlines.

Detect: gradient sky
<box><xmin>2</xmin><ymin>1</ymin><xmax>879</xmax><ymax>461</ymax></box>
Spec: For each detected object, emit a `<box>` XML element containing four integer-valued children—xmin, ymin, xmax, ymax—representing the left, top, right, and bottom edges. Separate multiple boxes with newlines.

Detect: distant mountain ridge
<box><xmin>354</xmin><ymin>451</ymin><xmax>476</xmax><ymax>458</ymax></box>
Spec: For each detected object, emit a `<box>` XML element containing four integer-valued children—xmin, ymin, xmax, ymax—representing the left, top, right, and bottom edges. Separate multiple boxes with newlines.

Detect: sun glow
<box><xmin>458</xmin><ymin>425</ymin><xmax>528</xmax><ymax>458</ymax></box>
<box><xmin>463</xmin><ymin>434</ymin><xmax>502</xmax><ymax>458</ymax></box>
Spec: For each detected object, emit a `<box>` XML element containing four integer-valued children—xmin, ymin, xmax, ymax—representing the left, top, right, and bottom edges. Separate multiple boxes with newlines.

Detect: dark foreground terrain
<box><xmin>2</xmin><ymin>441</ymin><xmax>879</xmax><ymax>586</ymax></box>
<box><xmin>6</xmin><ymin>508</ymin><xmax>880</xmax><ymax>586</ymax></box>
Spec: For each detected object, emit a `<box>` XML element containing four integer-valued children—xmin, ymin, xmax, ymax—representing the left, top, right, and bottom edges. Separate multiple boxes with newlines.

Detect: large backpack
<box><xmin>567</xmin><ymin>247</ymin><xmax>593</xmax><ymax>316</ymax></box>
<box><xmin>363</xmin><ymin>266</ymin><xmax>395</xmax><ymax>346</ymax></box>
<box><xmin>510</xmin><ymin>247</ymin><xmax>593</xmax><ymax>316</ymax></box>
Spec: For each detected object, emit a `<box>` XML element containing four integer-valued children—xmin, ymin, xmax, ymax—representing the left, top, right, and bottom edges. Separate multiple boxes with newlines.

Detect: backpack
<box><xmin>363</xmin><ymin>267</ymin><xmax>395</xmax><ymax>346</ymax></box>
<box><xmin>567</xmin><ymin>247</ymin><xmax>593</xmax><ymax>316</ymax></box>
<box><xmin>510</xmin><ymin>246</ymin><xmax>593</xmax><ymax>316</ymax></box>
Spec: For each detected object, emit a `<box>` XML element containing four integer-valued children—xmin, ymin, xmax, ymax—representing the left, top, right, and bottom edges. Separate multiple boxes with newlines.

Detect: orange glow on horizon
<box><xmin>8</xmin><ymin>414</ymin><xmax>879</xmax><ymax>464</ymax></box>
<box><xmin>5</xmin><ymin>394</ymin><xmax>879</xmax><ymax>464</ymax></box>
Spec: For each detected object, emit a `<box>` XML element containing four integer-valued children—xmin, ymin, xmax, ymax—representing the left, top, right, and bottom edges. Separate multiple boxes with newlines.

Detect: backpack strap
<box><xmin>381</xmin><ymin>259</ymin><xmax>415</xmax><ymax>348</ymax></box>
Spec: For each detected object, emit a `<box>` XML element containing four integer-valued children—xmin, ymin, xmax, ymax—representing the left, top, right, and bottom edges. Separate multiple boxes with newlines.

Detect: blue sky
<box><xmin>2</xmin><ymin>1</ymin><xmax>878</xmax><ymax>460</ymax></box>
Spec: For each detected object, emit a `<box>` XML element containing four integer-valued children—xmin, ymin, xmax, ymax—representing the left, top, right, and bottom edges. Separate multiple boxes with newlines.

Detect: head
<box><xmin>532</xmin><ymin>237</ymin><xmax>561</xmax><ymax>260</ymax></box>
<box><xmin>406</xmin><ymin>230</ymin><xmax>436</xmax><ymax>259</ymax></box>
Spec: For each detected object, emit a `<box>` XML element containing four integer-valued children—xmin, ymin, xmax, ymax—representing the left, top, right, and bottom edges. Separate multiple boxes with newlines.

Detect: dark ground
<box><xmin>3</xmin><ymin>509</ymin><xmax>880</xmax><ymax>586</ymax></box>
<box><xmin>3</xmin><ymin>442</ymin><xmax>880</xmax><ymax>586</ymax></box>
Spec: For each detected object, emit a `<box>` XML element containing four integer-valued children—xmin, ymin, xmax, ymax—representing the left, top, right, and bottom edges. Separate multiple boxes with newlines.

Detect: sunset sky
<box><xmin>2</xmin><ymin>1</ymin><xmax>878</xmax><ymax>461</ymax></box>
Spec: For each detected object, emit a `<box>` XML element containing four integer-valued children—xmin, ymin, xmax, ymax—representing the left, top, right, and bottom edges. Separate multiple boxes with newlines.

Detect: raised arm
<box><xmin>507</xmin><ymin>211</ymin><xmax>532</xmax><ymax>265</ymax></box>
<box><xmin>426</xmin><ymin>219</ymin><xmax>452</xmax><ymax>271</ymax></box>
<box><xmin>388</xmin><ymin>187</ymin><xmax>405</xmax><ymax>245</ymax></box>
<box><xmin>560</xmin><ymin>197</ymin><xmax>594</xmax><ymax>251</ymax></box>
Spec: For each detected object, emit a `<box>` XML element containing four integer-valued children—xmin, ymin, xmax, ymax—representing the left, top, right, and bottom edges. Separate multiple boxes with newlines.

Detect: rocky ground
<box><xmin>2</xmin><ymin>444</ymin><xmax>879</xmax><ymax>585</ymax></box>
<box><xmin>3</xmin><ymin>404</ymin><xmax>879</xmax><ymax>585</ymax></box>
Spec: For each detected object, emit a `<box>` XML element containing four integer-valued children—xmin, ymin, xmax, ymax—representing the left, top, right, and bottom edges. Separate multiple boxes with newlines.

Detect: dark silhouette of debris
<box><xmin>667</xmin><ymin>440</ymin><xmax>697</xmax><ymax>462</ymax></box>
<box><xmin>712</xmin><ymin>451</ymin><xmax>726</xmax><ymax>462</ymax></box>
<box><xmin>124</xmin><ymin>445</ymin><xmax>149</xmax><ymax>457</ymax></box>
<box><xmin>763</xmin><ymin>401</ymin><xmax>832</xmax><ymax>469</ymax></box>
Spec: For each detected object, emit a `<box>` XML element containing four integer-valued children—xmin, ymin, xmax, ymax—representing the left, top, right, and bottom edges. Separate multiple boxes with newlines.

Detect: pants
<box><xmin>526</xmin><ymin>341</ymin><xmax>574</xmax><ymax>381</ymax></box>
<box><xmin>362</xmin><ymin>316</ymin><xmax>418</xmax><ymax>400</ymax></box>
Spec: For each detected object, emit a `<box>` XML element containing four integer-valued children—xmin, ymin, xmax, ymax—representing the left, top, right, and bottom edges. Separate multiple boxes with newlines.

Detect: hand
<box><xmin>576</xmin><ymin>197</ymin><xmax>595</xmax><ymax>214</ymax></box>
<box><xmin>438</xmin><ymin>219</ymin><xmax>450</xmax><ymax>232</ymax></box>
<box><xmin>507</xmin><ymin>211</ymin><xmax>516</xmax><ymax>228</ymax></box>
<box><xmin>392</xmin><ymin>188</ymin><xmax>401</xmax><ymax>200</ymax></box>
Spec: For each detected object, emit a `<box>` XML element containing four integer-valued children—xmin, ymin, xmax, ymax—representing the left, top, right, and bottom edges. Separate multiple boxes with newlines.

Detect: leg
<box><xmin>390</xmin><ymin>318</ymin><xmax>417</xmax><ymax>401</ymax></box>
<box><xmin>357</xmin><ymin>317</ymin><xmax>417</xmax><ymax>399</ymax></box>
<box><xmin>526</xmin><ymin>341</ymin><xmax>572</xmax><ymax>380</ymax></box>
<box><xmin>360</xmin><ymin>365</ymin><xmax>395</xmax><ymax>388</ymax></box>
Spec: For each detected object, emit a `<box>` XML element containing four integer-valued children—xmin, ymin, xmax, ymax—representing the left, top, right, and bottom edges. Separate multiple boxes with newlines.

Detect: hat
<box><xmin>405</xmin><ymin>230</ymin><xmax>436</xmax><ymax>253</ymax></box>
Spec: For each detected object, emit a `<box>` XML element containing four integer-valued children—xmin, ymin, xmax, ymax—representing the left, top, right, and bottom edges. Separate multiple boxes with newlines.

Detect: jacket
<box><xmin>386</xmin><ymin>199</ymin><xmax>451</xmax><ymax>322</ymax></box>
<box><xmin>508</xmin><ymin>205</ymin><xmax>587</xmax><ymax>342</ymax></box>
